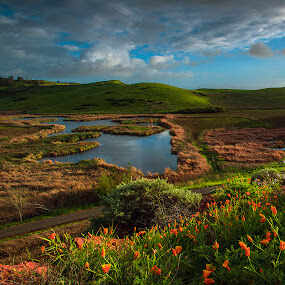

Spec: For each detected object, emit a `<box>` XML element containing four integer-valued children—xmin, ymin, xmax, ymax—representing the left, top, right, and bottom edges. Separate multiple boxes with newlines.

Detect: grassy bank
<box><xmin>2</xmin><ymin>132</ymin><xmax>101</xmax><ymax>161</ymax></box>
<box><xmin>73</xmin><ymin>124</ymin><xmax>165</xmax><ymax>136</ymax></box>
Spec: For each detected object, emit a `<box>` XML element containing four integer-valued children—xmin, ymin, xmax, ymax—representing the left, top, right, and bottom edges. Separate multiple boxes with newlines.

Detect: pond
<box><xmin>39</xmin><ymin>117</ymin><xmax>177</xmax><ymax>174</ymax></box>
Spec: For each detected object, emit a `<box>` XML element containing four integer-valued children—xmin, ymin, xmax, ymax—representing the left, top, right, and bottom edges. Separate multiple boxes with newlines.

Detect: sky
<box><xmin>1</xmin><ymin>0</ymin><xmax>285</xmax><ymax>89</ymax></box>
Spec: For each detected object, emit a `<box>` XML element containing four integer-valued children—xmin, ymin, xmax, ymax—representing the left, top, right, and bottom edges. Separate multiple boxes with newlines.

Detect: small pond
<box><xmin>38</xmin><ymin>117</ymin><xmax>177</xmax><ymax>174</ymax></box>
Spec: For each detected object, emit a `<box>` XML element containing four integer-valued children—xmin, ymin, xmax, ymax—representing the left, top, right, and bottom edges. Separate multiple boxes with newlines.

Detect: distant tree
<box><xmin>8</xmin><ymin>188</ymin><xmax>50</xmax><ymax>222</ymax></box>
<box><xmin>8</xmin><ymin>188</ymin><xmax>30</xmax><ymax>222</ymax></box>
<box><xmin>8</xmin><ymin>75</ymin><xmax>14</xmax><ymax>80</ymax></box>
<box><xmin>17</xmin><ymin>76</ymin><xmax>24</xmax><ymax>82</ymax></box>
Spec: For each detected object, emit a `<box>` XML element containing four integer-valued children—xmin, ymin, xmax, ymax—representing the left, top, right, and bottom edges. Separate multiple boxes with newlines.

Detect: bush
<box><xmin>251</xmin><ymin>168</ymin><xmax>282</xmax><ymax>185</ymax></box>
<box><xmin>101</xmin><ymin>178</ymin><xmax>202</xmax><ymax>228</ymax></box>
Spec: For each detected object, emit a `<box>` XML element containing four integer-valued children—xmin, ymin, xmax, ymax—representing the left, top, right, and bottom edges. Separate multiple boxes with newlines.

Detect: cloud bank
<box><xmin>1</xmin><ymin>0</ymin><xmax>285</xmax><ymax>82</ymax></box>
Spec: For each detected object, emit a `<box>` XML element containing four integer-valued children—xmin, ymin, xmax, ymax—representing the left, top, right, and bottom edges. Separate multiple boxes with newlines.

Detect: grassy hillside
<box><xmin>198</xmin><ymin>88</ymin><xmax>285</xmax><ymax>110</ymax></box>
<box><xmin>0</xmin><ymin>80</ymin><xmax>210</xmax><ymax>114</ymax></box>
<box><xmin>0</xmin><ymin>80</ymin><xmax>285</xmax><ymax>113</ymax></box>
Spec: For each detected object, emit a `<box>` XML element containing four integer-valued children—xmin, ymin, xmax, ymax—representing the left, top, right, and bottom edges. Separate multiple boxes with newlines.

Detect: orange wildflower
<box><xmin>260</xmin><ymin>217</ymin><xmax>266</xmax><ymax>223</ymax></box>
<box><xmin>101</xmin><ymin>247</ymin><xmax>106</xmax><ymax>258</ymax></box>
<box><xmin>74</xmin><ymin>237</ymin><xmax>85</xmax><ymax>249</ymax></box>
<box><xmin>85</xmin><ymin>262</ymin><xmax>90</xmax><ymax>269</ymax></box>
<box><xmin>144</xmin><ymin>244</ymin><xmax>147</xmax><ymax>248</ymax></box>
<box><xmin>246</xmin><ymin>192</ymin><xmax>250</xmax><ymax>196</ymax></box>
<box><xmin>49</xmin><ymin>233</ymin><xmax>56</xmax><ymax>240</ymax></box>
<box><xmin>170</xmin><ymin>229</ymin><xmax>178</xmax><ymax>236</ymax></box>
<box><xmin>273</xmin><ymin>230</ymin><xmax>278</xmax><ymax>237</ymax></box>
<box><xmin>260</xmin><ymin>239</ymin><xmax>270</xmax><ymax>245</ymax></box>
<box><xmin>158</xmin><ymin>243</ymin><xmax>162</xmax><ymax>249</ymax></box>
<box><xmin>222</xmin><ymin>260</ymin><xmax>230</xmax><ymax>271</ymax></box>
<box><xmin>134</xmin><ymin>251</ymin><xmax>140</xmax><ymax>259</ymax></box>
<box><xmin>259</xmin><ymin>268</ymin><xmax>263</xmax><ymax>273</ymax></box>
<box><xmin>247</xmin><ymin>235</ymin><xmax>253</xmax><ymax>243</ymax></box>
<box><xmin>151</xmin><ymin>265</ymin><xmax>162</xmax><ymax>275</ymax></box>
<box><xmin>271</xmin><ymin>206</ymin><xmax>277</xmax><ymax>215</ymax></box>
<box><xmin>244</xmin><ymin>247</ymin><xmax>250</xmax><ymax>257</ymax></box>
<box><xmin>102</xmin><ymin>264</ymin><xmax>111</xmax><ymax>274</ymax></box>
<box><xmin>265</xmin><ymin>231</ymin><xmax>271</xmax><ymax>239</ymax></box>
<box><xmin>280</xmin><ymin>241</ymin><xmax>285</xmax><ymax>251</ymax></box>
<box><xmin>204</xmin><ymin>278</ymin><xmax>215</xmax><ymax>284</ymax></box>
<box><xmin>239</xmin><ymin>241</ymin><xmax>247</xmax><ymax>250</ymax></box>
<box><xmin>203</xmin><ymin>270</ymin><xmax>211</xmax><ymax>278</ymax></box>
<box><xmin>206</xmin><ymin>264</ymin><xmax>216</xmax><ymax>273</ymax></box>
<box><xmin>41</xmin><ymin>246</ymin><xmax>45</xmax><ymax>253</ymax></box>
<box><xmin>173</xmin><ymin>246</ymin><xmax>181</xmax><ymax>254</ymax></box>
<box><xmin>103</xmin><ymin>228</ymin><xmax>108</xmax><ymax>235</ymax></box>
<box><xmin>172</xmin><ymin>248</ymin><xmax>178</xmax><ymax>256</ymax></box>
<box><xmin>212</xmin><ymin>241</ymin><xmax>219</xmax><ymax>250</ymax></box>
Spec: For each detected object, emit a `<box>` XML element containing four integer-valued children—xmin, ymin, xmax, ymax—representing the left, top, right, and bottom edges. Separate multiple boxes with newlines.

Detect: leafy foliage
<box><xmin>101</xmin><ymin>178</ymin><xmax>202</xmax><ymax>227</ymax></box>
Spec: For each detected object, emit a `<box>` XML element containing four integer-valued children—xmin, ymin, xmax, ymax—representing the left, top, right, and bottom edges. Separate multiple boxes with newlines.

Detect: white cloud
<box><xmin>249</xmin><ymin>42</ymin><xmax>274</xmax><ymax>58</ymax></box>
<box><xmin>149</xmin><ymin>55</ymin><xmax>176</xmax><ymax>69</ymax></box>
<box><xmin>0</xmin><ymin>15</ymin><xmax>17</xmax><ymax>25</ymax></box>
<box><xmin>64</xmin><ymin>45</ymin><xmax>80</xmax><ymax>51</ymax></box>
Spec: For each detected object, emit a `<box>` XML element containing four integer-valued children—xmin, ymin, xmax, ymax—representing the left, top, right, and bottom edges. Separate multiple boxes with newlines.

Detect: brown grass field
<box><xmin>204</xmin><ymin>127</ymin><xmax>285</xmax><ymax>166</ymax></box>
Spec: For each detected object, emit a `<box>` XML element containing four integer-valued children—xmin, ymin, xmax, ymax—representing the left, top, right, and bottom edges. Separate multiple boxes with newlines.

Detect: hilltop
<box><xmin>0</xmin><ymin>79</ymin><xmax>284</xmax><ymax>113</ymax></box>
<box><xmin>0</xmin><ymin>80</ymin><xmax>210</xmax><ymax>114</ymax></box>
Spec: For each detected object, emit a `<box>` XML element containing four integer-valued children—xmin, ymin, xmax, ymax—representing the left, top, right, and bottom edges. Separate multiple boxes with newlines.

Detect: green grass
<box><xmin>1</xmin><ymin>80</ymin><xmax>285</xmax><ymax>114</ymax></box>
<box><xmin>174</xmin><ymin>115</ymin><xmax>269</xmax><ymax>141</ymax></box>
<box><xmin>198</xmin><ymin>88</ymin><xmax>285</xmax><ymax>110</ymax></box>
<box><xmin>1</xmin><ymin>81</ymin><xmax>285</xmax><ymax>114</ymax></box>
<box><xmin>0</xmin><ymin>81</ymin><xmax>211</xmax><ymax>114</ymax></box>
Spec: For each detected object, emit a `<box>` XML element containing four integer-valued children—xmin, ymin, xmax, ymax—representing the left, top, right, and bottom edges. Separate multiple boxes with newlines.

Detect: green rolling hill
<box><xmin>198</xmin><ymin>88</ymin><xmax>285</xmax><ymax>110</ymax></box>
<box><xmin>0</xmin><ymin>80</ymin><xmax>284</xmax><ymax>114</ymax></box>
<box><xmin>0</xmin><ymin>80</ymin><xmax>210</xmax><ymax>114</ymax></box>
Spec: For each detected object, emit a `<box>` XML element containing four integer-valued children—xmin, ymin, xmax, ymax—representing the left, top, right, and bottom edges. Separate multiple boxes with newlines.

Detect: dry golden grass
<box><xmin>159</xmin><ymin>115</ymin><xmax>211</xmax><ymax>182</ymax></box>
<box><xmin>204</xmin><ymin>127</ymin><xmax>285</xmax><ymax>166</ymax></box>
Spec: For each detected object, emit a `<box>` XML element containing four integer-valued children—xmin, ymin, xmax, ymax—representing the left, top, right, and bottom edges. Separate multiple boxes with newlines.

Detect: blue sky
<box><xmin>1</xmin><ymin>0</ymin><xmax>285</xmax><ymax>89</ymax></box>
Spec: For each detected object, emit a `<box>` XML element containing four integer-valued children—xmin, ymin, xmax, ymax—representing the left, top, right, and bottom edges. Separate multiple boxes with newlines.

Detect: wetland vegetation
<box><xmin>0</xmin><ymin>80</ymin><xmax>285</xmax><ymax>284</ymax></box>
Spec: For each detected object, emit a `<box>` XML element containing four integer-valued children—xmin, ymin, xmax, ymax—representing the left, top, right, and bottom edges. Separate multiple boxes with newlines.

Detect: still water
<box><xmin>40</xmin><ymin>117</ymin><xmax>177</xmax><ymax>174</ymax></box>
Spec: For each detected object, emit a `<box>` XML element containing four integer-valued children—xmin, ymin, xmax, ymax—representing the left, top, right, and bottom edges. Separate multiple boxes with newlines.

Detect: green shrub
<box><xmin>101</xmin><ymin>178</ymin><xmax>202</xmax><ymax>228</ymax></box>
<box><xmin>251</xmin><ymin>168</ymin><xmax>282</xmax><ymax>185</ymax></box>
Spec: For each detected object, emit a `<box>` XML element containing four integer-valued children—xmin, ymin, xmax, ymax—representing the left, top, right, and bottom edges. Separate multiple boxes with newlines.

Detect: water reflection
<box><xmin>37</xmin><ymin>117</ymin><xmax>177</xmax><ymax>174</ymax></box>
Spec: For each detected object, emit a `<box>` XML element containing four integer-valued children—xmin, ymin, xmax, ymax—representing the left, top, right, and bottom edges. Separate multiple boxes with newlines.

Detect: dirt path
<box><xmin>0</xmin><ymin>206</ymin><xmax>104</xmax><ymax>240</ymax></box>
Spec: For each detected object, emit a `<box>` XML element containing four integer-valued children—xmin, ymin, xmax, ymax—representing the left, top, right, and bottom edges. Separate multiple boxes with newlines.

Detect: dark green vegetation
<box><xmin>1</xmin><ymin>132</ymin><xmax>100</xmax><ymax>161</ymax></box>
<box><xmin>0</xmin><ymin>80</ymin><xmax>210</xmax><ymax>113</ymax></box>
<box><xmin>173</xmin><ymin>115</ymin><xmax>270</xmax><ymax>142</ymax></box>
<box><xmin>73</xmin><ymin>124</ymin><xmax>165</xmax><ymax>136</ymax></box>
<box><xmin>198</xmin><ymin>88</ymin><xmax>285</xmax><ymax>110</ymax></box>
<box><xmin>0</xmin><ymin>79</ymin><xmax>285</xmax><ymax>114</ymax></box>
<box><xmin>102</xmin><ymin>178</ymin><xmax>202</xmax><ymax>228</ymax></box>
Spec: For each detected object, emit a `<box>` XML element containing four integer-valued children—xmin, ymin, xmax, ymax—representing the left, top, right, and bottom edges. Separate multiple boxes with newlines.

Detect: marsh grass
<box><xmin>73</xmin><ymin>124</ymin><xmax>165</xmax><ymax>136</ymax></box>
